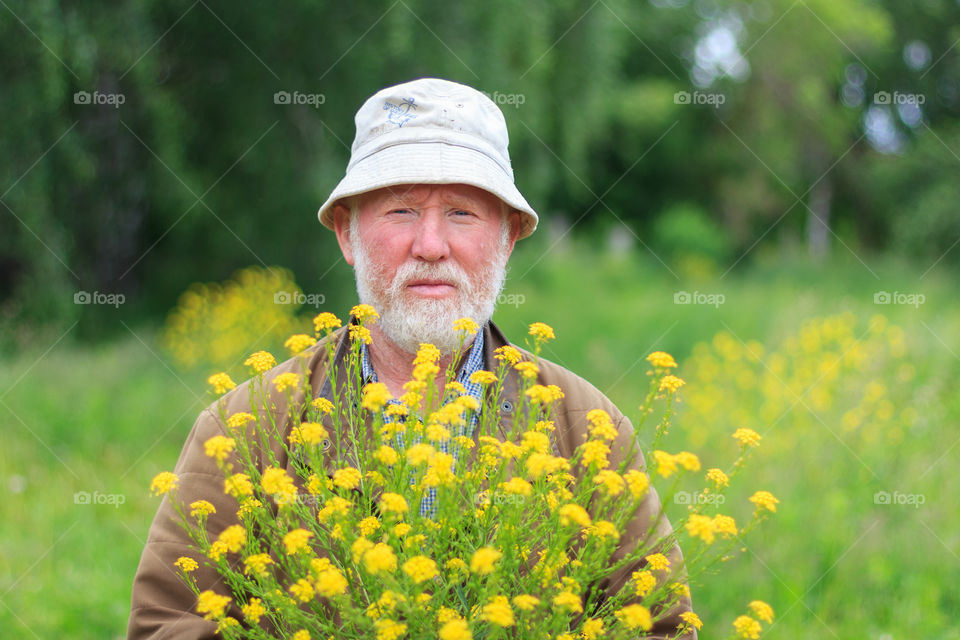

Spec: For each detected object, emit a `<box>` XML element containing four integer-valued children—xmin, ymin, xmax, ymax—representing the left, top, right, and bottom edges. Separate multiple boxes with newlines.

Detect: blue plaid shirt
<box><xmin>360</xmin><ymin>331</ymin><xmax>486</xmax><ymax>516</ymax></box>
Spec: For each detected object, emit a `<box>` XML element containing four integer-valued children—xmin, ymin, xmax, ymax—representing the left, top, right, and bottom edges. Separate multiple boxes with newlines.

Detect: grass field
<box><xmin>2</xmin><ymin>241</ymin><xmax>958</xmax><ymax>638</ymax></box>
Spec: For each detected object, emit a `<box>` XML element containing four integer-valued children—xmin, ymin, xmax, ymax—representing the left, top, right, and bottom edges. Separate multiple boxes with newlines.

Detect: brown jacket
<box><xmin>127</xmin><ymin>321</ymin><xmax>696</xmax><ymax>639</ymax></box>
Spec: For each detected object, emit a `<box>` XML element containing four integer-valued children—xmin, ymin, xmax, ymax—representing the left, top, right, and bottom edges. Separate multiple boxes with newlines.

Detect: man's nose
<box><xmin>411</xmin><ymin>212</ymin><xmax>449</xmax><ymax>262</ymax></box>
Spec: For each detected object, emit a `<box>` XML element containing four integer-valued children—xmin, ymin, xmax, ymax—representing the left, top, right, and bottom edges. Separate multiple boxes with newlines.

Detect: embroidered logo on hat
<box><xmin>383</xmin><ymin>97</ymin><xmax>418</xmax><ymax>127</ymax></box>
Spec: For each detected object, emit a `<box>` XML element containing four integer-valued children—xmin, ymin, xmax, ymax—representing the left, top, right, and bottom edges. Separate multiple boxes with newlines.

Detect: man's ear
<box><xmin>505</xmin><ymin>210</ymin><xmax>522</xmax><ymax>256</ymax></box>
<box><xmin>332</xmin><ymin>202</ymin><xmax>355</xmax><ymax>266</ymax></box>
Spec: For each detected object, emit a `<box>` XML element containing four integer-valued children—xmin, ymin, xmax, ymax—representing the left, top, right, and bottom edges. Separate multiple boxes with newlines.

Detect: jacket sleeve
<box><xmin>597</xmin><ymin>414</ymin><xmax>697</xmax><ymax>640</ymax></box>
<box><xmin>127</xmin><ymin>406</ymin><xmax>243</xmax><ymax>639</ymax></box>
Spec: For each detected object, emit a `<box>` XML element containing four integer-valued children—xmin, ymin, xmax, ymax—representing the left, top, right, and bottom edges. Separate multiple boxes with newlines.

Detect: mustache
<box><xmin>389</xmin><ymin>260</ymin><xmax>473</xmax><ymax>296</ymax></box>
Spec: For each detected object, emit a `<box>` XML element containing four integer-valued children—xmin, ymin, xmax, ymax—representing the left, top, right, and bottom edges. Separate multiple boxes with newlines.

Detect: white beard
<box><xmin>350</xmin><ymin>217</ymin><xmax>509</xmax><ymax>355</ymax></box>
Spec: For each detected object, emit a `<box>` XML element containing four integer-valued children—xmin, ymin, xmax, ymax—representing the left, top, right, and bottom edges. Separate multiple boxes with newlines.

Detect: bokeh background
<box><xmin>2</xmin><ymin>1</ymin><xmax>959</xmax><ymax>637</ymax></box>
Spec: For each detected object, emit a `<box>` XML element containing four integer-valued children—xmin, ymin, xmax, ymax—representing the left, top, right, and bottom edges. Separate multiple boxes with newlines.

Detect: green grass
<box><xmin>1</xmin><ymin>244</ymin><xmax>958</xmax><ymax>638</ymax></box>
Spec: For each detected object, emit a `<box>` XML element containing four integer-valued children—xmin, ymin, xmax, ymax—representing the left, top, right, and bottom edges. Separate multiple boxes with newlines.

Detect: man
<box><xmin>128</xmin><ymin>77</ymin><xmax>696</xmax><ymax>638</ymax></box>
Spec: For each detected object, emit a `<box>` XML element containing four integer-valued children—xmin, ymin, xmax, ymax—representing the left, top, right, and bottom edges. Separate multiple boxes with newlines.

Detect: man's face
<box><xmin>333</xmin><ymin>184</ymin><xmax>520</xmax><ymax>355</ymax></box>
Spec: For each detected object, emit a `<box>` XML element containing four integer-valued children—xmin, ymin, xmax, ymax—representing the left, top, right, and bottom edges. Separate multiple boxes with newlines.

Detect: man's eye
<box><xmin>452</xmin><ymin>210</ymin><xmax>472</xmax><ymax>217</ymax></box>
<box><xmin>389</xmin><ymin>208</ymin><xmax>413</xmax><ymax>215</ymax></box>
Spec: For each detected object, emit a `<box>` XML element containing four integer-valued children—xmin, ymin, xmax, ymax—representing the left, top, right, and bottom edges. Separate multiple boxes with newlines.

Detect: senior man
<box><xmin>128</xmin><ymin>77</ymin><xmax>696</xmax><ymax>639</ymax></box>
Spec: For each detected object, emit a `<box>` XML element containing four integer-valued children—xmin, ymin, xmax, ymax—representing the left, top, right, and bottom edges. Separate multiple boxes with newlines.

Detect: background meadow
<box><xmin>2</xmin><ymin>0</ymin><xmax>959</xmax><ymax>637</ymax></box>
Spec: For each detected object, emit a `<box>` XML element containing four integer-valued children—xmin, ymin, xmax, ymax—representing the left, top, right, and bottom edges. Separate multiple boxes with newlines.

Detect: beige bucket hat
<box><xmin>317</xmin><ymin>77</ymin><xmax>538</xmax><ymax>239</ymax></box>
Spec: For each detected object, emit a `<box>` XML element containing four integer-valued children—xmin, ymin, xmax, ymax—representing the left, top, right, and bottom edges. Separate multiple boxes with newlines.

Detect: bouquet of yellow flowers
<box><xmin>150</xmin><ymin>306</ymin><xmax>777</xmax><ymax>639</ymax></box>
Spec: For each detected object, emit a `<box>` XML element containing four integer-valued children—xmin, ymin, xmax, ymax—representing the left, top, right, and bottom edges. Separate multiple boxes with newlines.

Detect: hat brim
<box><xmin>317</xmin><ymin>141</ymin><xmax>538</xmax><ymax>239</ymax></box>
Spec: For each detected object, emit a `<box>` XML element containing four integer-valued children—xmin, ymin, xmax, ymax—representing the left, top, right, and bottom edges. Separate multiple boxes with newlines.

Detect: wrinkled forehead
<box><xmin>357</xmin><ymin>183</ymin><xmax>502</xmax><ymax>212</ymax></box>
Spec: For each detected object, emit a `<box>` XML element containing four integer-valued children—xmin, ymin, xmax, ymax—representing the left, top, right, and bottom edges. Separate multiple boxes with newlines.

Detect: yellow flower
<box><xmin>624</xmin><ymin>470</ymin><xmax>650</xmax><ymax>498</ymax></box>
<box><xmin>196</xmin><ymin>590</ymin><xmax>231</xmax><ymax>619</ymax></box>
<box><xmin>582</xmin><ymin>618</ymin><xmax>604</xmax><ymax>640</ymax></box>
<box><xmin>632</xmin><ymin>569</ymin><xmax>656</xmax><ymax>596</ymax></box>
<box><xmin>374</xmin><ymin>618</ymin><xmax>407</xmax><ymax>640</ymax></box>
<box><xmin>470</xmin><ymin>547</ymin><xmax>502</xmax><ymax>575</ymax></box>
<box><xmin>579</xmin><ymin>440</ymin><xmax>610</xmax><ymax>468</ymax></box>
<box><xmin>150</xmin><ymin>471</ymin><xmax>178</xmax><ymax>496</ymax></box>
<box><xmin>445</xmin><ymin>557</ymin><xmax>467</xmax><ymax>573</ymax></box>
<box><xmin>528</xmin><ymin>322</ymin><xmax>555</xmax><ymax>342</ymax></box>
<box><xmin>494</xmin><ymin>345</ymin><xmax>522</xmax><ymax>365</ymax></box>
<box><xmin>586</xmin><ymin>520</ymin><xmax>620</xmax><ymax>541</ymax></box>
<box><xmin>273</xmin><ymin>372</ymin><xmax>301</xmax><ymax>392</ymax></box>
<box><xmin>244</xmin><ymin>351</ymin><xmax>276</xmax><ymax>373</ymax></box>
<box><xmin>313</xmin><ymin>312</ymin><xmax>342</xmax><ymax>333</ymax></box>
<box><xmin>500</xmin><ymin>476</ymin><xmax>533</xmax><ymax>496</ymax></box>
<box><xmin>261</xmin><ymin>467</ymin><xmax>297</xmax><ymax>504</ymax></box>
<box><xmin>224</xmin><ymin>473</ymin><xmax>253</xmax><ymax>498</ymax></box>
<box><xmin>552</xmin><ymin>591</ymin><xmax>582</xmax><ymax>613</ymax></box>
<box><xmin>646</xmin><ymin>351</ymin><xmax>678</xmax><ymax>368</ymax></box>
<box><xmin>207</xmin><ymin>372</ymin><xmax>236</xmax><ymax>395</ymax></box>
<box><xmin>226</xmin><ymin>412</ymin><xmax>254</xmax><ymax>429</ymax></box>
<box><xmin>645</xmin><ymin>553</ymin><xmax>670</xmax><ymax>572</ymax></box>
<box><xmin>733</xmin><ymin>615</ymin><xmax>762</xmax><ymax>639</ymax></box>
<box><xmin>189</xmin><ymin>500</ymin><xmax>216</xmax><ymax>518</ymax></box>
<box><xmin>291</xmin><ymin>631</ymin><xmax>310</xmax><ymax>640</ymax></box>
<box><xmin>375</xmin><ymin>445</ymin><xmax>399</xmax><ymax>466</ymax></box>
<box><xmin>203</xmin><ymin>435</ymin><xmax>235</xmax><ymax>463</ymax></box>
<box><xmin>358</xmin><ymin>516</ymin><xmax>381</xmax><ymax>537</ymax></box>
<box><xmin>362</xmin><ymin>382</ymin><xmax>392</xmax><ymax>412</ymax></box>
<box><xmin>332</xmin><ymin>467</ymin><xmax>362</xmax><ymax>490</ymax></box>
<box><xmin>453</xmin><ymin>317</ymin><xmax>479</xmax><ymax>335</ymax></box>
<box><xmin>311</xmin><ymin>397</ymin><xmax>334</xmax><ymax>414</ymax></box>
<box><xmin>713</xmin><ymin>514</ymin><xmax>738</xmax><ymax>537</ymax></box>
<box><xmin>241</xmin><ymin>597</ymin><xmax>266</xmax><ymax>624</ymax></box>
<box><xmin>350</xmin><ymin>324</ymin><xmax>373</xmax><ymax>344</ymax></box>
<box><xmin>402</xmin><ymin>555</ymin><xmax>439</xmax><ymax>584</ymax></box>
<box><xmin>732</xmin><ymin>428</ymin><xmax>762</xmax><ymax>447</ymax></box>
<box><xmin>512</xmin><ymin>594</ymin><xmax>540</xmax><ymax>611</ymax></box>
<box><xmin>481</xmin><ymin>595</ymin><xmax>514</xmax><ymax>627</ymax></box>
<box><xmin>351</xmin><ymin>304</ymin><xmax>380</xmax><ymax>322</ymax></box>
<box><xmin>363</xmin><ymin>543</ymin><xmax>398</xmax><ymax>574</ymax></box>
<box><xmin>593</xmin><ymin>470</ymin><xmax>625</xmax><ymax>496</ymax></box>
<box><xmin>514</xmin><ymin>361</ymin><xmax>539</xmax><ymax>379</ymax></box>
<box><xmin>749</xmin><ymin>490</ymin><xmax>780</xmax><ymax>513</ymax></box>
<box><xmin>749</xmin><ymin>600</ymin><xmax>774</xmax><ymax>623</ymax></box>
<box><xmin>586</xmin><ymin>409</ymin><xmax>617</xmax><ymax>441</ymax></box>
<box><xmin>315</xmin><ymin>566</ymin><xmax>348</xmax><ymax>597</ymax></box>
<box><xmin>215</xmin><ymin>617</ymin><xmax>238</xmax><ymax>633</ymax></box>
<box><xmin>439</xmin><ymin>618</ymin><xmax>472</xmax><ymax>640</ymax></box>
<box><xmin>289</xmin><ymin>422</ymin><xmax>328</xmax><ymax>446</ymax></box>
<box><xmin>289</xmin><ymin>578</ymin><xmax>315</xmax><ymax>602</ymax></box>
<box><xmin>674</xmin><ymin>451</ymin><xmax>701</xmax><ymax>471</ymax></box>
<box><xmin>243</xmin><ymin>553</ymin><xmax>273</xmax><ymax>576</ymax></box>
<box><xmin>520</xmin><ymin>430</ymin><xmax>550</xmax><ymax>454</ymax></box>
<box><xmin>210</xmin><ymin>525</ymin><xmax>246</xmax><ymax>560</ymax></box>
<box><xmin>653</xmin><ymin>450</ymin><xmax>678</xmax><ymax>477</ymax></box>
<box><xmin>406</xmin><ymin>443</ymin><xmax>436</xmax><ymax>465</ymax></box>
<box><xmin>707</xmin><ymin>467</ymin><xmax>730</xmax><ymax>488</ymax></box>
<box><xmin>685</xmin><ymin>514</ymin><xmax>716</xmax><ymax>544</ymax></box>
<box><xmin>615</xmin><ymin>604</ymin><xmax>652</xmax><ymax>631</ymax></box>
<box><xmin>283</xmin><ymin>528</ymin><xmax>313</xmax><ymax>555</ymax></box>
<box><xmin>237</xmin><ymin>498</ymin><xmax>261</xmax><ymax>518</ymax></box>
<box><xmin>317</xmin><ymin>496</ymin><xmax>352</xmax><ymax>523</ymax></box>
<box><xmin>659</xmin><ymin>375</ymin><xmax>685</xmax><ymax>392</ymax></box>
<box><xmin>680</xmin><ymin>611</ymin><xmax>704</xmax><ymax>630</ymax></box>
<box><xmin>284</xmin><ymin>333</ymin><xmax>316</xmax><ymax>355</ymax></box>
<box><xmin>174</xmin><ymin>556</ymin><xmax>199</xmax><ymax>572</ymax></box>
<box><xmin>469</xmin><ymin>370</ymin><xmax>497</xmax><ymax>385</ymax></box>
<box><xmin>380</xmin><ymin>492</ymin><xmax>409</xmax><ymax>515</ymax></box>
<box><xmin>559</xmin><ymin>503</ymin><xmax>592</xmax><ymax>528</ymax></box>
